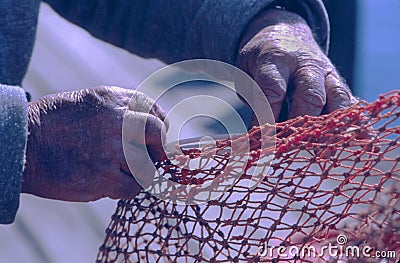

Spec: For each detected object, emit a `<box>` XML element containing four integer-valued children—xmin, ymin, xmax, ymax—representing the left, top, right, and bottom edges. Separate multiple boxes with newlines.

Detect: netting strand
<box><xmin>97</xmin><ymin>91</ymin><xmax>400</xmax><ymax>262</ymax></box>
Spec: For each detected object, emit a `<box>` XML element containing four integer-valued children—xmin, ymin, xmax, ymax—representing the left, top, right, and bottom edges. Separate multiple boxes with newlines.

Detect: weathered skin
<box><xmin>22</xmin><ymin>86</ymin><xmax>167</xmax><ymax>201</ymax></box>
<box><xmin>21</xmin><ymin>9</ymin><xmax>357</xmax><ymax>202</ymax></box>
<box><xmin>237</xmin><ymin>9</ymin><xmax>357</xmax><ymax>122</ymax></box>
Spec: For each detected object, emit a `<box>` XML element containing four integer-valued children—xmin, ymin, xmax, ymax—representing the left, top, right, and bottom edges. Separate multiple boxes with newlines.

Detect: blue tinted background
<box><xmin>0</xmin><ymin>1</ymin><xmax>398</xmax><ymax>262</ymax></box>
<box><xmin>355</xmin><ymin>0</ymin><xmax>400</xmax><ymax>101</ymax></box>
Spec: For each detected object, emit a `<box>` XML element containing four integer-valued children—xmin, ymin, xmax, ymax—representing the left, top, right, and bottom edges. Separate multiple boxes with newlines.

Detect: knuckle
<box><xmin>297</xmin><ymin>52</ymin><xmax>327</xmax><ymax>71</ymax></box>
<box><xmin>129</xmin><ymin>93</ymin><xmax>154</xmax><ymax>112</ymax></box>
<box><xmin>127</xmin><ymin>92</ymin><xmax>166</xmax><ymax>125</ymax></box>
<box><xmin>239</xmin><ymin>42</ymin><xmax>294</xmax><ymax>76</ymax></box>
<box><xmin>263</xmin><ymin>84</ymin><xmax>286</xmax><ymax>103</ymax></box>
<box><xmin>237</xmin><ymin>45</ymin><xmax>260</xmax><ymax>73</ymax></box>
<box><xmin>256</xmin><ymin>69</ymin><xmax>285</xmax><ymax>87</ymax></box>
<box><xmin>258</xmin><ymin>48</ymin><xmax>295</xmax><ymax>71</ymax></box>
<box><xmin>255</xmin><ymin>80</ymin><xmax>286</xmax><ymax>105</ymax></box>
<box><xmin>296</xmin><ymin>65</ymin><xmax>324</xmax><ymax>80</ymax></box>
<box><xmin>295</xmin><ymin>66</ymin><xmax>325</xmax><ymax>87</ymax></box>
<box><xmin>330</xmin><ymin>86</ymin><xmax>351</xmax><ymax>101</ymax></box>
<box><xmin>150</xmin><ymin>104</ymin><xmax>167</xmax><ymax>121</ymax></box>
<box><xmin>300</xmin><ymin>88</ymin><xmax>326</xmax><ymax>108</ymax></box>
<box><xmin>258</xmin><ymin>46</ymin><xmax>288</xmax><ymax>59</ymax></box>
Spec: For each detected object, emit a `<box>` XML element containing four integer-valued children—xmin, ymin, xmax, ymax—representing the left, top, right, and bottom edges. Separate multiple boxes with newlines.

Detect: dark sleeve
<box><xmin>0</xmin><ymin>0</ymin><xmax>39</xmax><ymax>224</ymax></box>
<box><xmin>42</xmin><ymin>0</ymin><xmax>329</xmax><ymax>65</ymax></box>
<box><xmin>0</xmin><ymin>85</ymin><xmax>29</xmax><ymax>224</ymax></box>
<box><xmin>0</xmin><ymin>0</ymin><xmax>40</xmax><ymax>86</ymax></box>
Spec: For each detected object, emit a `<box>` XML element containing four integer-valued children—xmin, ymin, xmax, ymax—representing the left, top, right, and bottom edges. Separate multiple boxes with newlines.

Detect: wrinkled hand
<box><xmin>237</xmin><ymin>8</ymin><xmax>357</xmax><ymax>122</ymax></box>
<box><xmin>22</xmin><ymin>86</ymin><xmax>167</xmax><ymax>201</ymax></box>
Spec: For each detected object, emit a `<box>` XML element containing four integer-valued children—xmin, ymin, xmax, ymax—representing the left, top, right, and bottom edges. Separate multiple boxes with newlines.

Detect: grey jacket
<box><xmin>0</xmin><ymin>0</ymin><xmax>329</xmax><ymax>224</ymax></box>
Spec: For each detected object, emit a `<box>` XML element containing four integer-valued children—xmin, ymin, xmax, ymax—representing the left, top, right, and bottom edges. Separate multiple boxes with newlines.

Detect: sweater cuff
<box><xmin>184</xmin><ymin>0</ymin><xmax>329</xmax><ymax>64</ymax></box>
<box><xmin>0</xmin><ymin>85</ymin><xmax>28</xmax><ymax>224</ymax></box>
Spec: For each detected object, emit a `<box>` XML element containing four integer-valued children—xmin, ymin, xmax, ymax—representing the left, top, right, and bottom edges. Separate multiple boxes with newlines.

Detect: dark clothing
<box><xmin>0</xmin><ymin>0</ymin><xmax>329</xmax><ymax>224</ymax></box>
<box><xmin>323</xmin><ymin>0</ymin><xmax>357</xmax><ymax>90</ymax></box>
<box><xmin>0</xmin><ymin>85</ymin><xmax>28</xmax><ymax>224</ymax></box>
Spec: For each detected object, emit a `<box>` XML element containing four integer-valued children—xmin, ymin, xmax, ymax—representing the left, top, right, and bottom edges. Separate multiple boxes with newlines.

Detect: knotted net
<box><xmin>97</xmin><ymin>91</ymin><xmax>400</xmax><ymax>262</ymax></box>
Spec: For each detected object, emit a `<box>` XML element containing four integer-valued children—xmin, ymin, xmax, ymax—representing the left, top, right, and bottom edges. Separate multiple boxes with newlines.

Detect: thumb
<box><xmin>122</xmin><ymin>111</ymin><xmax>166</xmax><ymax>146</ymax></box>
<box><xmin>123</xmin><ymin>143</ymin><xmax>157</xmax><ymax>189</ymax></box>
<box><xmin>122</xmin><ymin>111</ymin><xmax>167</xmax><ymax>189</ymax></box>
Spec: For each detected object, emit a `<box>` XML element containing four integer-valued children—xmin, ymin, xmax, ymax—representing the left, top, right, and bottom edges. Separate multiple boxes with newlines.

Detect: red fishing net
<box><xmin>97</xmin><ymin>91</ymin><xmax>400</xmax><ymax>262</ymax></box>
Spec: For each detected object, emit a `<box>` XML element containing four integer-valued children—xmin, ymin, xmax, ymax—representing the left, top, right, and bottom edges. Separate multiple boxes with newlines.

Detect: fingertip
<box><xmin>324</xmin><ymin>72</ymin><xmax>354</xmax><ymax>113</ymax></box>
<box><xmin>350</xmin><ymin>95</ymin><xmax>360</xmax><ymax>106</ymax></box>
<box><xmin>144</xmin><ymin>114</ymin><xmax>167</xmax><ymax>146</ymax></box>
<box><xmin>163</xmin><ymin>115</ymin><xmax>170</xmax><ymax>132</ymax></box>
<box><xmin>150</xmin><ymin>103</ymin><xmax>167</xmax><ymax>122</ymax></box>
<box><xmin>289</xmin><ymin>71</ymin><xmax>326</xmax><ymax>118</ymax></box>
<box><xmin>289</xmin><ymin>99</ymin><xmax>324</xmax><ymax>119</ymax></box>
<box><xmin>254</xmin><ymin>67</ymin><xmax>288</xmax><ymax>122</ymax></box>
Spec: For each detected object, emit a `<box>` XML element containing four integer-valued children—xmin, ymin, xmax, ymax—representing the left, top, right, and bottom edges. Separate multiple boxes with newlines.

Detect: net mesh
<box><xmin>97</xmin><ymin>91</ymin><xmax>400</xmax><ymax>262</ymax></box>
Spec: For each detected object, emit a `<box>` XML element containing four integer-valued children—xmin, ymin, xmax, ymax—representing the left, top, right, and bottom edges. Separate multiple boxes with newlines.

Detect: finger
<box><xmin>254</xmin><ymin>63</ymin><xmax>289</xmax><ymax>121</ymax></box>
<box><xmin>123</xmin><ymin>111</ymin><xmax>167</xmax><ymax>146</ymax></box>
<box><xmin>123</xmin><ymin>142</ymin><xmax>158</xmax><ymax>191</ymax></box>
<box><xmin>123</xmin><ymin>111</ymin><xmax>167</xmax><ymax>163</ymax></box>
<box><xmin>108</xmin><ymin>168</ymin><xmax>142</xmax><ymax>200</ymax></box>
<box><xmin>128</xmin><ymin>91</ymin><xmax>167</xmax><ymax>121</ymax></box>
<box><xmin>289</xmin><ymin>68</ymin><xmax>326</xmax><ymax>118</ymax></box>
<box><xmin>91</xmin><ymin>86</ymin><xmax>169</xmax><ymax>129</ymax></box>
<box><xmin>109</xmin><ymin>143</ymin><xmax>158</xmax><ymax>199</ymax></box>
<box><xmin>325</xmin><ymin>71</ymin><xmax>358</xmax><ymax>113</ymax></box>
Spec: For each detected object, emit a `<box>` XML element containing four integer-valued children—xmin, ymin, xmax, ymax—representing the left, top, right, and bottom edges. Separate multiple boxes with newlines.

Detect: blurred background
<box><xmin>0</xmin><ymin>1</ymin><xmax>399</xmax><ymax>262</ymax></box>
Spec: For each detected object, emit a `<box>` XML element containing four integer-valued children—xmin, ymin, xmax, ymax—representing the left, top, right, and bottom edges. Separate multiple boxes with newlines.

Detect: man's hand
<box><xmin>237</xmin><ymin>8</ymin><xmax>357</xmax><ymax>122</ymax></box>
<box><xmin>22</xmin><ymin>86</ymin><xmax>167</xmax><ymax>201</ymax></box>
